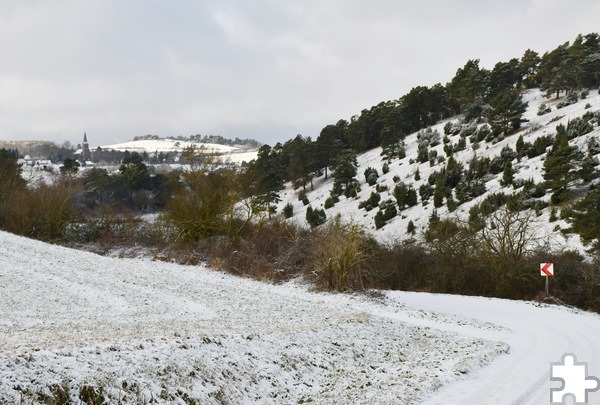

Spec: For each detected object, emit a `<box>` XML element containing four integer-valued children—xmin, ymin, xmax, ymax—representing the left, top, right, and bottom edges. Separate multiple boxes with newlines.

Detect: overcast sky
<box><xmin>0</xmin><ymin>0</ymin><xmax>598</xmax><ymax>147</ymax></box>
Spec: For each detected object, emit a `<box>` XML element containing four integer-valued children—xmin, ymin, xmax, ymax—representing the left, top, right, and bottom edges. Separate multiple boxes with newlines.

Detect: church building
<box><xmin>74</xmin><ymin>132</ymin><xmax>93</xmax><ymax>164</ymax></box>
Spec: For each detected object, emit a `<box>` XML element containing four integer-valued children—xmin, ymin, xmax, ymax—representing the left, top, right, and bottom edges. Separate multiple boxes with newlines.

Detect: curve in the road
<box><xmin>386</xmin><ymin>291</ymin><xmax>600</xmax><ymax>405</ymax></box>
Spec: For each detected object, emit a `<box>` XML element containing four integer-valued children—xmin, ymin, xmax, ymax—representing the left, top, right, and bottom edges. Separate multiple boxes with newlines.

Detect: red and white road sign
<box><xmin>540</xmin><ymin>262</ymin><xmax>554</xmax><ymax>277</ymax></box>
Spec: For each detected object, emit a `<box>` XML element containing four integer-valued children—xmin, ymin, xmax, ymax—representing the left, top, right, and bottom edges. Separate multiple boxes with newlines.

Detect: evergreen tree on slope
<box><xmin>487</xmin><ymin>89</ymin><xmax>528</xmax><ymax>136</ymax></box>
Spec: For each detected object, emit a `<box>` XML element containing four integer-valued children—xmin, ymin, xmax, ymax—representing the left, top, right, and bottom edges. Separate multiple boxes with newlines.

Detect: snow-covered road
<box><xmin>388</xmin><ymin>292</ymin><xmax>600</xmax><ymax>405</ymax></box>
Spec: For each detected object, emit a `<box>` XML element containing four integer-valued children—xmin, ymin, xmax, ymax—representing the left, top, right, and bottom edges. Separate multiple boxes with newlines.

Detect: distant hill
<box><xmin>0</xmin><ymin>140</ymin><xmax>54</xmax><ymax>154</ymax></box>
<box><xmin>0</xmin><ymin>140</ymin><xmax>73</xmax><ymax>162</ymax></box>
<box><xmin>100</xmin><ymin>138</ymin><xmax>259</xmax><ymax>164</ymax></box>
<box><xmin>132</xmin><ymin>134</ymin><xmax>261</xmax><ymax>149</ymax></box>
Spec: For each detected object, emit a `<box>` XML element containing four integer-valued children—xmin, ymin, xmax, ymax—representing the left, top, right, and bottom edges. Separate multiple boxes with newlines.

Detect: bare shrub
<box><xmin>423</xmin><ymin>218</ymin><xmax>490</xmax><ymax>294</ymax></box>
<box><xmin>308</xmin><ymin>220</ymin><xmax>374</xmax><ymax>292</ymax></box>
<box><xmin>578</xmin><ymin>258</ymin><xmax>600</xmax><ymax>311</ymax></box>
<box><xmin>164</xmin><ymin>168</ymin><xmax>257</xmax><ymax>242</ymax></box>
<box><xmin>152</xmin><ymin>221</ymin><xmax>312</xmax><ymax>283</ymax></box>
<box><xmin>531</xmin><ymin>249</ymin><xmax>592</xmax><ymax>307</ymax></box>
<box><xmin>4</xmin><ymin>179</ymin><xmax>79</xmax><ymax>242</ymax></box>
<box><xmin>372</xmin><ymin>242</ymin><xmax>433</xmax><ymax>291</ymax></box>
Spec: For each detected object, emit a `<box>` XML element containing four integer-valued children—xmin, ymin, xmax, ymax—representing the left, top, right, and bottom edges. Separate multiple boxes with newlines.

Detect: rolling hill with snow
<box><xmin>101</xmin><ymin>138</ymin><xmax>259</xmax><ymax>164</ymax></box>
<box><xmin>277</xmin><ymin>89</ymin><xmax>600</xmax><ymax>253</ymax></box>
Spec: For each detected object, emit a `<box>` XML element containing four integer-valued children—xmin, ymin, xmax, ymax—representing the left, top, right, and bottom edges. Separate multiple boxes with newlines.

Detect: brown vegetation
<box><xmin>2</xmin><ymin>146</ymin><xmax>600</xmax><ymax>313</ymax></box>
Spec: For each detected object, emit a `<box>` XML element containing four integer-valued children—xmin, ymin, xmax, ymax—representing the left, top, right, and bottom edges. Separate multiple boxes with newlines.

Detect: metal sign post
<box><xmin>541</xmin><ymin>263</ymin><xmax>554</xmax><ymax>297</ymax></box>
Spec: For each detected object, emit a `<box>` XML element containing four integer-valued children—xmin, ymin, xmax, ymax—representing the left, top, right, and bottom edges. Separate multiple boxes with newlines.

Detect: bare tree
<box><xmin>479</xmin><ymin>208</ymin><xmax>543</xmax><ymax>263</ymax></box>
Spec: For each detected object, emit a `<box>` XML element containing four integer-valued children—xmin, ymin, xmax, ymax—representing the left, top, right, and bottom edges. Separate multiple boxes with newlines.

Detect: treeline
<box><xmin>245</xmin><ymin>33</ymin><xmax>600</xmax><ymax>205</ymax></box>
<box><xmin>0</xmin><ymin>141</ymin><xmax>75</xmax><ymax>163</ymax></box>
<box><xmin>133</xmin><ymin>134</ymin><xmax>262</xmax><ymax>149</ymax></box>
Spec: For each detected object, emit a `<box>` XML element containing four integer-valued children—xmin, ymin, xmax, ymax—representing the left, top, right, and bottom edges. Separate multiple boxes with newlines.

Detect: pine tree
<box><xmin>521</xmin><ymin>49</ymin><xmax>541</xmax><ymax>88</ymax></box>
<box><xmin>580</xmin><ymin>155</ymin><xmax>597</xmax><ymax>183</ymax></box>
<box><xmin>287</xmin><ymin>135</ymin><xmax>314</xmax><ymax>191</ymax></box>
<box><xmin>487</xmin><ymin>89</ymin><xmax>528</xmax><ymax>135</ymax></box>
<box><xmin>364</xmin><ymin>167</ymin><xmax>379</xmax><ymax>186</ymax></box>
<box><xmin>433</xmin><ymin>176</ymin><xmax>445</xmax><ymax>208</ymax></box>
<box><xmin>500</xmin><ymin>161</ymin><xmax>515</xmax><ymax>187</ymax></box>
<box><xmin>564</xmin><ymin>188</ymin><xmax>600</xmax><ymax>251</ymax></box>
<box><xmin>316</xmin><ymin>121</ymin><xmax>345</xmax><ymax>179</ymax></box>
<box><xmin>306</xmin><ymin>206</ymin><xmax>326</xmax><ymax>228</ymax></box>
<box><xmin>119</xmin><ymin>152</ymin><xmax>150</xmax><ymax>203</ymax></box>
<box><xmin>447</xmin><ymin>59</ymin><xmax>490</xmax><ymax>113</ymax></box>
<box><xmin>429</xmin><ymin>209</ymin><xmax>440</xmax><ymax>225</ymax></box>
<box><xmin>538</xmin><ymin>42</ymin><xmax>571</xmax><ymax>98</ymax></box>
<box><xmin>545</xmin><ymin>60</ymin><xmax>578</xmax><ymax>99</ymax></box>
<box><xmin>419</xmin><ymin>184</ymin><xmax>434</xmax><ymax>205</ymax></box>
<box><xmin>407</xmin><ymin>220</ymin><xmax>416</xmax><ymax>235</ymax></box>
<box><xmin>245</xmin><ymin>144</ymin><xmax>283</xmax><ymax>214</ymax></box>
<box><xmin>446</xmin><ymin>195</ymin><xmax>458</xmax><ymax>212</ymax></box>
<box><xmin>332</xmin><ymin>149</ymin><xmax>358</xmax><ymax>196</ymax></box>
<box><xmin>60</xmin><ymin>158</ymin><xmax>80</xmax><ymax>176</ymax></box>
<box><xmin>374</xmin><ymin>210</ymin><xmax>386</xmax><ymax>229</ymax></box>
<box><xmin>543</xmin><ymin>132</ymin><xmax>583</xmax><ymax>203</ymax></box>
<box><xmin>579</xmin><ymin>34</ymin><xmax>600</xmax><ymax>88</ymax></box>
<box><xmin>516</xmin><ymin>135</ymin><xmax>525</xmax><ymax>161</ymax></box>
<box><xmin>283</xmin><ymin>203</ymin><xmax>294</xmax><ymax>219</ymax></box>
<box><xmin>549</xmin><ymin>207</ymin><xmax>558</xmax><ymax>222</ymax></box>
<box><xmin>488</xmin><ymin>58</ymin><xmax>522</xmax><ymax>100</ymax></box>
<box><xmin>394</xmin><ymin>183</ymin><xmax>411</xmax><ymax>209</ymax></box>
<box><xmin>417</xmin><ymin>142</ymin><xmax>429</xmax><ymax>163</ymax></box>
<box><xmin>381</xmin><ymin>128</ymin><xmax>406</xmax><ymax>161</ymax></box>
<box><xmin>533</xmin><ymin>136</ymin><xmax>548</xmax><ymax>157</ymax></box>
<box><xmin>406</xmin><ymin>187</ymin><xmax>418</xmax><ymax>207</ymax></box>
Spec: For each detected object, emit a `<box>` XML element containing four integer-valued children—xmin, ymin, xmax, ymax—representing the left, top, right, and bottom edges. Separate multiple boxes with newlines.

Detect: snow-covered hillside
<box><xmin>101</xmin><ymin>139</ymin><xmax>258</xmax><ymax>164</ymax></box>
<box><xmin>278</xmin><ymin>89</ymin><xmax>600</xmax><ymax>252</ymax></box>
<box><xmin>0</xmin><ymin>230</ymin><xmax>504</xmax><ymax>404</ymax></box>
<box><xmin>2</xmin><ymin>229</ymin><xmax>600</xmax><ymax>404</ymax></box>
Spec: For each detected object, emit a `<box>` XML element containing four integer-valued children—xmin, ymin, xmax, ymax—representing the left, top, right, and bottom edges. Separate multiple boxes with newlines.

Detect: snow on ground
<box><xmin>3</xmin><ymin>231</ymin><xmax>600</xmax><ymax>404</ymax></box>
<box><xmin>0</xmin><ymin>230</ymin><xmax>505</xmax><ymax>404</ymax></box>
<box><xmin>277</xmin><ymin>89</ymin><xmax>600</xmax><ymax>253</ymax></box>
<box><xmin>2</xmin><ymin>233</ymin><xmax>600</xmax><ymax>404</ymax></box>
<box><xmin>20</xmin><ymin>164</ymin><xmax>60</xmax><ymax>187</ymax></box>
<box><xmin>389</xmin><ymin>292</ymin><xmax>600</xmax><ymax>404</ymax></box>
<box><xmin>101</xmin><ymin>139</ymin><xmax>240</xmax><ymax>154</ymax></box>
<box><xmin>100</xmin><ymin>139</ymin><xmax>258</xmax><ymax>164</ymax></box>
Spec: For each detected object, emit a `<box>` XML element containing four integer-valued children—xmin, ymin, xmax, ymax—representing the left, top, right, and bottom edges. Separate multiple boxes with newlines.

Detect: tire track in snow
<box><xmin>387</xmin><ymin>291</ymin><xmax>600</xmax><ymax>405</ymax></box>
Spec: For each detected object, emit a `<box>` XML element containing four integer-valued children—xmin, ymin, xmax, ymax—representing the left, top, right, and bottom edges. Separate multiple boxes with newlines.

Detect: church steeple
<box><xmin>81</xmin><ymin>132</ymin><xmax>92</xmax><ymax>162</ymax></box>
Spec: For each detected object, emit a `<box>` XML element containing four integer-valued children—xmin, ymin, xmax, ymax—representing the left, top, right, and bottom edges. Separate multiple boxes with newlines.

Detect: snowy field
<box><xmin>0</xmin><ymin>230</ymin><xmax>504</xmax><ymax>404</ymax></box>
<box><xmin>100</xmin><ymin>139</ymin><xmax>259</xmax><ymax>164</ymax></box>
<box><xmin>2</xmin><ymin>231</ymin><xmax>600</xmax><ymax>404</ymax></box>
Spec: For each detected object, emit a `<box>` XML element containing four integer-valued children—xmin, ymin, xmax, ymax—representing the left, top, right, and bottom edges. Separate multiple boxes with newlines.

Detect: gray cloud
<box><xmin>0</xmin><ymin>0</ymin><xmax>598</xmax><ymax>147</ymax></box>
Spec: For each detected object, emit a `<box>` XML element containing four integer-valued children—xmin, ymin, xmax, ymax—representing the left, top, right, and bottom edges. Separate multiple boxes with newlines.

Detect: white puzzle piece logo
<box><xmin>551</xmin><ymin>353</ymin><xmax>600</xmax><ymax>404</ymax></box>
